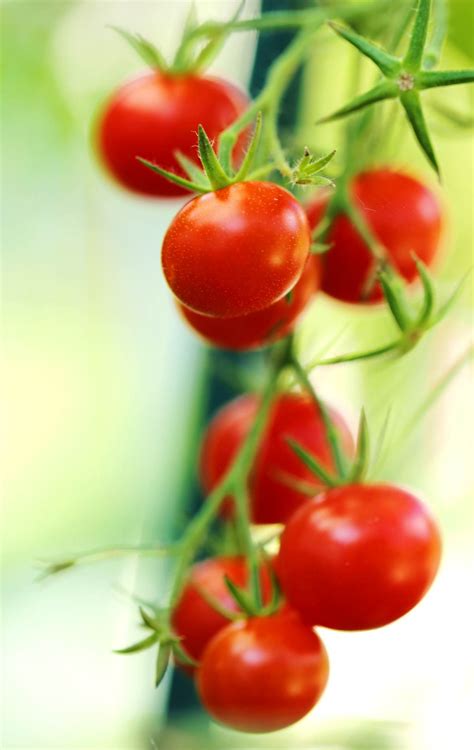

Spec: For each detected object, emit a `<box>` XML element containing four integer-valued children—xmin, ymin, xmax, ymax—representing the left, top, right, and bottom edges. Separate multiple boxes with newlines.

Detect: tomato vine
<box><xmin>41</xmin><ymin>0</ymin><xmax>473</xmax><ymax>736</ymax></box>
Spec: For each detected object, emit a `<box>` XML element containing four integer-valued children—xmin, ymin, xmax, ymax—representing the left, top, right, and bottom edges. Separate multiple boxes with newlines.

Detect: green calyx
<box><xmin>114</xmin><ymin>605</ymin><xmax>198</xmax><ymax>688</ymax></box>
<box><xmin>139</xmin><ymin>115</ymin><xmax>336</xmax><ymax>193</ymax></box>
<box><xmin>286</xmin><ymin>407</ymin><xmax>370</xmax><ymax>489</ymax></box>
<box><xmin>110</xmin><ymin>2</ymin><xmax>245</xmax><ymax>76</ymax></box>
<box><xmin>319</xmin><ymin>0</ymin><xmax>474</xmax><ymax>175</ymax></box>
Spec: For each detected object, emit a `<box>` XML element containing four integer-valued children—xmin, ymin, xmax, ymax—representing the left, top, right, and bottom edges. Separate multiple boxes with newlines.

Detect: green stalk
<box><xmin>167</xmin><ymin>360</ymin><xmax>284</xmax><ymax>609</ymax></box>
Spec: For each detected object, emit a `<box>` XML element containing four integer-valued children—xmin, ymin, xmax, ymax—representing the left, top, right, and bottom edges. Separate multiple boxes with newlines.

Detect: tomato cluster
<box><xmin>95</xmin><ymin>52</ymin><xmax>445</xmax><ymax>735</ymax></box>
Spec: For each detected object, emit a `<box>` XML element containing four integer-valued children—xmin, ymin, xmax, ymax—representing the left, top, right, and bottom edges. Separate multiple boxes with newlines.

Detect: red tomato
<box><xmin>162</xmin><ymin>181</ymin><xmax>311</xmax><ymax>318</ymax></box>
<box><xmin>196</xmin><ymin>609</ymin><xmax>329</xmax><ymax>732</ymax></box>
<box><xmin>306</xmin><ymin>169</ymin><xmax>443</xmax><ymax>303</ymax></box>
<box><xmin>177</xmin><ymin>255</ymin><xmax>320</xmax><ymax>350</ymax></box>
<box><xmin>171</xmin><ymin>556</ymin><xmax>273</xmax><ymax>671</ymax></box>
<box><xmin>96</xmin><ymin>72</ymin><xmax>249</xmax><ymax>197</ymax></box>
<box><xmin>277</xmin><ymin>484</ymin><xmax>441</xmax><ymax>630</ymax></box>
<box><xmin>200</xmin><ymin>392</ymin><xmax>354</xmax><ymax>525</ymax></box>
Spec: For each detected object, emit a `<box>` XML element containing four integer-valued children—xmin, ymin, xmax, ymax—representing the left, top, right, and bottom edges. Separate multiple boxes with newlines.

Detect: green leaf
<box><xmin>269</xmin><ymin>467</ymin><xmax>319</xmax><ymax>496</ymax></box>
<box><xmin>328</xmin><ymin>22</ymin><xmax>400</xmax><ymax>76</ymax></box>
<box><xmin>318</xmin><ymin>81</ymin><xmax>398</xmax><ymax>123</ymax></box>
<box><xmin>109</xmin><ymin>27</ymin><xmax>167</xmax><ymax>70</ymax></box>
<box><xmin>223</xmin><ymin>575</ymin><xmax>256</xmax><ymax>615</ymax></box>
<box><xmin>139</xmin><ymin>606</ymin><xmax>161</xmax><ymax>632</ymax></box>
<box><xmin>136</xmin><ymin>157</ymin><xmax>207</xmax><ymax>193</ymax></box>
<box><xmin>193</xmin><ymin>582</ymin><xmax>240</xmax><ymax>621</ymax></box>
<box><xmin>155</xmin><ymin>643</ymin><xmax>172</xmax><ymax>687</ymax></box>
<box><xmin>427</xmin><ymin>269</ymin><xmax>471</xmax><ymax>328</ymax></box>
<box><xmin>174</xmin><ymin>151</ymin><xmax>210</xmax><ymax>188</ymax></box>
<box><xmin>378</xmin><ymin>268</ymin><xmax>413</xmax><ymax>332</ymax></box>
<box><xmin>292</xmin><ymin>148</ymin><xmax>336</xmax><ymax>186</ymax></box>
<box><xmin>286</xmin><ymin>438</ymin><xmax>339</xmax><ymax>487</ymax></box>
<box><xmin>193</xmin><ymin>0</ymin><xmax>246</xmax><ymax>73</ymax></box>
<box><xmin>172</xmin><ymin>641</ymin><xmax>199</xmax><ymax>668</ymax></box>
<box><xmin>419</xmin><ymin>69</ymin><xmax>474</xmax><ymax>90</ymax></box>
<box><xmin>310</xmin><ymin>241</ymin><xmax>332</xmax><ymax>255</ymax></box>
<box><xmin>400</xmin><ymin>90</ymin><xmax>440</xmax><ymax>175</ymax></box>
<box><xmin>413</xmin><ymin>256</ymin><xmax>436</xmax><ymax>326</ymax></box>
<box><xmin>423</xmin><ymin>0</ymin><xmax>447</xmax><ymax>69</ymax></box>
<box><xmin>197</xmin><ymin>125</ymin><xmax>231</xmax><ymax>190</ymax></box>
<box><xmin>35</xmin><ymin>559</ymin><xmax>75</xmax><ymax>580</ymax></box>
<box><xmin>114</xmin><ymin>632</ymin><xmax>158</xmax><ymax>655</ymax></box>
<box><xmin>349</xmin><ymin>410</ymin><xmax>370</xmax><ymax>482</ymax></box>
<box><xmin>403</xmin><ymin>0</ymin><xmax>431</xmax><ymax>71</ymax></box>
<box><xmin>233</xmin><ymin>112</ymin><xmax>262</xmax><ymax>182</ymax></box>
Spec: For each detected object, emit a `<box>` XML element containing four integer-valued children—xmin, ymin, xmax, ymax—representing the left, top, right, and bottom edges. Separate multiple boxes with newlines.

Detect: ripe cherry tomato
<box><xmin>306</xmin><ymin>169</ymin><xmax>443</xmax><ymax>303</ymax></box>
<box><xmin>96</xmin><ymin>72</ymin><xmax>249</xmax><ymax>197</ymax></box>
<box><xmin>196</xmin><ymin>609</ymin><xmax>329</xmax><ymax>733</ymax></box>
<box><xmin>200</xmin><ymin>392</ymin><xmax>354</xmax><ymax>525</ymax></box>
<box><xmin>162</xmin><ymin>181</ymin><xmax>311</xmax><ymax>318</ymax></box>
<box><xmin>277</xmin><ymin>483</ymin><xmax>441</xmax><ymax>630</ymax></box>
<box><xmin>171</xmin><ymin>556</ymin><xmax>273</xmax><ymax>671</ymax></box>
<box><xmin>177</xmin><ymin>255</ymin><xmax>320</xmax><ymax>350</ymax></box>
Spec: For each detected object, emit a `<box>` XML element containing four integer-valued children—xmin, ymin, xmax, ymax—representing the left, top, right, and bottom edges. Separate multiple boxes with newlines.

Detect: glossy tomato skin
<box><xmin>306</xmin><ymin>169</ymin><xmax>443</xmax><ymax>303</ymax></box>
<box><xmin>177</xmin><ymin>255</ymin><xmax>320</xmax><ymax>350</ymax></box>
<box><xmin>96</xmin><ymin>72</ymin><xmax>249</xmax><ymax>197</ymax></box>
<box><xmin>196</xmin><ymin>609</ymin><xmax>329</xmax><ymax>733</ymax></box>
<box><xmin>200</xmin><ymin>392</ymin><xmax>354</xmax><ymax>525</ymax></box>
<box><xmin>277</xmin><ymin>484</ymin><xmax>442</xmax><ymax>630</ymax></box>
<box><xmin>162</xmin><ymin>181</ymin><xmax>311</xmax><ymax>318</ymax></box>
<box><xmin>171</xmin><ymin>556</ymin><xmax>272</xmax><ymax>671</ymax></box>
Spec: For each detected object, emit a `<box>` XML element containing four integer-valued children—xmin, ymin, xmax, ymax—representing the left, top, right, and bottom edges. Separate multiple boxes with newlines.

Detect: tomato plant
<box><xmin>96</xmin><ymin>73</ymin><xmax>249</xmax><ymax>197</ymax></box>
<box><xmin>162</xmin><ymin>181</ymin><xmax>311</xmax><ymax>318</ymax></box>
<box><xmin>306</xmin><ymin>169</ymin><xmax>443</xmax><ymax>303</ymax></box>
<box><xmin>196</xmin><ymin>609</ymin><xmax>329</xmax><ymax>733</ymax></box>
<box><xmin>43</xmin><ymin>0</ymin><xmax>474</xmax><ymax>735</ymax></box>
<box><xmin>200</xmin><ymin>391</ymin><xmax>354</xmax><ymax>524</ymax></box>
<box><xmin>177</xmin><ymin>255</ymin><xmax>320</xmax><ymax>350</ymax></box>
<box><xmin>171</xmin><ymin>556</ymin><xmax>273</xmax><ymax>670</ymax></box>
<box><xmin>276</xmin><ymin>484</ymin><xmax>442</xmax><ymax>630</ymax></box>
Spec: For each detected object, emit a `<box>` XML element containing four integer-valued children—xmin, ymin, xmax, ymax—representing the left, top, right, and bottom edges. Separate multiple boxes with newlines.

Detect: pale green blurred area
<box><xmin>1</xmin><ymin>1</ymin><xmax>473</xmax><ymax>748</ymax></box>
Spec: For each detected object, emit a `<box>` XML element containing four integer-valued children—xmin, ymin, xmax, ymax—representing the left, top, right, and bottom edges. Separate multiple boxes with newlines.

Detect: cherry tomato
<box><xmin>171</xmin><ymin>556</ymin><xmax>273</xmax><ymax>671</ymax></box>
<box><xmin>196</xmin><ymin>609</ymin><xmax>329</xmax><ymax>733</ymax></box>
<box><xmin>306</xmin><ymin>169</ymin><xmax>443</xmax><ymax>303</ymax></box>
<box><xmin>277</xmin><ymin>483</ymin><xmax>441</xmax><ymax>630</ymax></box>
<box><xmin>177</xmin><ymin>255</ymin><xmax>320</xmax><ymax>350</ymax></box>
<box><xmin>96</xmin><ymin>72</ymin><xmax>249</xmax><ymax>197</ymax></box>
<box><xmin>200</xmin><ymin>392</ymin><xmax>354</xmax><ymax>525</ymax></box>
<box><xmin>162</xmin><ymin>181</ymin><xmax>311</xmax><ymax>318</ymax></box>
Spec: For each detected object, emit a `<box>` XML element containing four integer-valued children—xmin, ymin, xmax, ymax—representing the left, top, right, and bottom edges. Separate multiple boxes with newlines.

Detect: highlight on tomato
<box><xmin>171</xmin><ymin>556</ymin><xmax>273</xmax><ymax>671</ymax></box>
<box><xmin>96</xmin><ymin>72</ymin><xmax>249</xmax><ymax>197</ymax></box>
<box><xmin>196</xmin><ymin>609</ymin><xmax>329</xmax><ymax>733</ymax></box>
<box><xmin>200</xmin><ymin>391</ymin><xmax>354</xmax><ymax>524</ymax></box>
<box><xmin>276</xmin><ymin>483</ymin><xmax>442</xmax><ymax>630</ymax></box>
<box><xmin>177</xmin><ymin>254</ymin><xmax>320</xmax><ymax>350</ymax></box>
<box><xmin>162</xmin><ymin>181</ymin><xmax>311</xmax><ymax>318</ymax></box>
<box><xmin>306</xmin><ymin>168</ymin><xmax>443</xmax><ymax>303</ymax></box>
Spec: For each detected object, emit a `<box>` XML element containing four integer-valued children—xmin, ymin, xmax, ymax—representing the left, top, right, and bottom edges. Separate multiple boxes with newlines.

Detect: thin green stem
<box><xmin>290</xmin><ymin>356</ymin><xmax>349</xmax><ymax>479</ymax></box>
<box><xmin>36</xmin><ymin>544</ymin><xmax>176</xmax><ymax>579</ymax></box>
<box><xmin>167</xmin><ymin>361</ymin><xmax>284</xmax><ymax>609</ymax></box>
<box><xmin>219</xmin><ymin>28</ymin><xmax>320</xmax><ymax>173</ymax></box>
<box><xmin>304</xmin><ymin>341</ymin><xmax>400</xmax><ymax>370</ymax></box>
